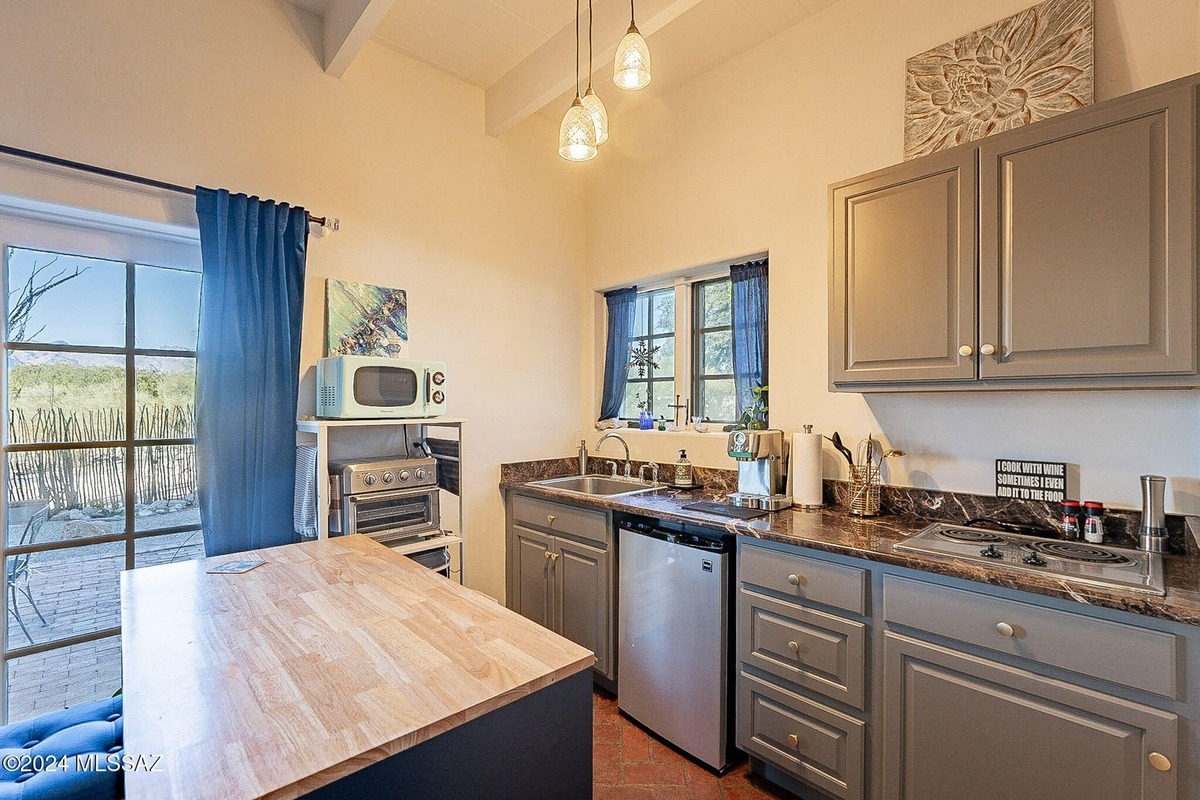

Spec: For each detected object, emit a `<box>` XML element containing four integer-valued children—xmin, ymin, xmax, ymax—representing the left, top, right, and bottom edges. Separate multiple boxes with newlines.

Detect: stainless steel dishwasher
<box><xmin>618</xmin><ymin>518</ymin><xmax>734</xmax><ymax>771</ymax></box>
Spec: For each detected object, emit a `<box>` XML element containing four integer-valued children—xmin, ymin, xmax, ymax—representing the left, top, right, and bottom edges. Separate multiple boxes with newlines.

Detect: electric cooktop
<box><xmin>894</xmin><ymin>522</ymin><xmax>1165</xmax><ymax>596</ymax></box>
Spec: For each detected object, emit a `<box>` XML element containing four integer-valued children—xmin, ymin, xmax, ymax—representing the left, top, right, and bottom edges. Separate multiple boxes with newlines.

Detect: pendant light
<box><xmin>613</xmin><ymin>0</ymin><xmax>651</xmax><ymax>90</ymax></box>
<box><xmin>581</xmin><ymin>0</ymin><xmax>609</xmax><ymax>145</ymax></box>
<box><xmin>559</xmin><ymin>0</ymin><xmax>598</xmax><ymax>161</ymax></box>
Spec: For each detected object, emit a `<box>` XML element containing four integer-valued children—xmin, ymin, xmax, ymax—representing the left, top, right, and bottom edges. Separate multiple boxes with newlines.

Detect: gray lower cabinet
<box><xmin>736</xmin><ymin>539</ymin><xmax>869</xmax><ymax>800</ymax></box>
<box><xmin>882</xmin><ymin>632</ymin><xmax>1177</xmax><ymax>800</ymax></box>
<box><xmin>736</xmin><ymin>538</ymin><xmax>1196</xmax><ymax>800</ymax></box>
<box><xmin>505</xmin><ymin>492</ymin><xmax>614</xmax><ymax>681</ymax></box>
<box><xmin>830</xmin><ymin>72</ymin><xmax>1199</xmax><ymax>390</ymax></box>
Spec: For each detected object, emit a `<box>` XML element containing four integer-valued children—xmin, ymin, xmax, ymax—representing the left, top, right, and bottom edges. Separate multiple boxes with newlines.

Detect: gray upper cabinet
<box><xmin>829</xmin><ymin>147</ymin><xmax>977</xmax><ymax>385</ymax></box>
<box><xmin>831</xmin><ymin>74</ymin><xmax>1200</xmax><ymax>390</ymax></box>
<box><xmin>978</xmin><ymin>85</ymin><xmax>1196</xmax><ymax>379</ymax></box>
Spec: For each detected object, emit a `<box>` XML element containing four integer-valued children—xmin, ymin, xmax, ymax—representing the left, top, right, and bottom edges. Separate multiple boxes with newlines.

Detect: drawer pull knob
<box><xmin>786</xmin><ymin>734</ymin><xmax>799</xmax><ymax>749</ymax></box>
<box><xmin>958</xmin><ymin>344</ymin><xmax>973</xmax><ymax>357</ymax></box>
<box><xmin>548</xmin><ymin>552</ymin><xmax>559</xmax><ymax>563</ymax></box>
<box><xmin>980</xmin><ymin>343</ymin><xmax>996</xmax><ymax>356</ymax></box>
<box><xmin>544</xmin><ymin>551</ymin><xmax>552</xmax><ymax>560</ymax></box>
<box><xmin>787</xmin><ymin>574</ymin><xmax>801</xmax><ymax>586</ymax></box>
<box><xmin>787</xmin><ymin>641</ymin><xmax>800</xmax><ymax>654</ymax></box>
<box><xmin>547</xmin><ymin>514</ymin><xmax>556</xmax><ymax>524</ymax></box>
<box><xmin>1148</xmin><ymin>752</ymin><xmax>1171</xmax><ymax>772</ymax></box>
<box><xmin>995</xmin><ymin>622</ymin><xmax>1015</xmax><ymax>638</ymax></box>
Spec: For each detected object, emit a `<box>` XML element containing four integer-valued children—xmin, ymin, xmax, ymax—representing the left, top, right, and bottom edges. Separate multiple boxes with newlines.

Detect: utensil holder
<box><xmin>848</xmin><ymin>465</ymin><xmax>880</xmax><ymax>517</ymax></box>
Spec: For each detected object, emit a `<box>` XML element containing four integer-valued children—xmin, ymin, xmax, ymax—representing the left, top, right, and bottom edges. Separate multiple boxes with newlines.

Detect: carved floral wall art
<box><xmin>904</xmin><ymin>0</ymin><xmax>1093</xmax><ymax>160</ymax></box>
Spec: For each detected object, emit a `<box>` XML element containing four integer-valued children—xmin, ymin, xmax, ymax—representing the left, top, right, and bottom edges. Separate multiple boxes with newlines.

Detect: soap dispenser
<box><xmin>674</xmin><ymin>450</ymin><xmax>694</xmax><ymax>487</ymax></box>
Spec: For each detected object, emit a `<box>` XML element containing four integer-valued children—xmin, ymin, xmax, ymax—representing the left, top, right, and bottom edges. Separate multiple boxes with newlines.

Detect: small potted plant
<box><xmin>737</xmin><ymin>384</ymin><xmax>768</xmax><ymax>430</ymax></box>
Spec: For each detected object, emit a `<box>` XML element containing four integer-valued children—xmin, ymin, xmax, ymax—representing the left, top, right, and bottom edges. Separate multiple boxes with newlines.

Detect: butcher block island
<box><xmin>120</xmin><ymin>536</ymin><xmax>594</xmax><ymax>800</ymax></box>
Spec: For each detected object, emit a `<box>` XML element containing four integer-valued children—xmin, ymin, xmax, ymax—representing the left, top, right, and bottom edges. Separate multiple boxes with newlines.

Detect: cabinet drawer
<box><xmin>737</xmin><ymin>671</ymin><xmax>865</xmax><ymax>800</ymax></box>
<box><xmin>511</xmin><ymin>494</ymin><xmax>608</xmax><ymax>548</ymax></box>
<box><xmin>739</xmin><ymin>588</ymin><xmax>867</xmax><ymax>710</ymax></box>
<box><xmin>740</xmin><ymin>542</ymin><xmax>867</xmax><ymax>615</ymax></box>
<box><xmin>884</xmin><ymin>575</ymin><xmax>1179</xmax><ymax>699</ymax></box>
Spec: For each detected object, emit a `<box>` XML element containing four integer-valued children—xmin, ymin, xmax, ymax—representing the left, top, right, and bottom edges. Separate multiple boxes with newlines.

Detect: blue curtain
<box><xmin>731</xmin><ymin>259</ymin><xmax>768</xmax><ymax>420</ymax></box>
<box><xmin>195</xmin><ymin>188</ymin><xmax>308</xmax><ymax>557</ymax></box>
<box><xmin>599</xmin><ymin>286</ymin><xmax>637</xmax><ymax>420</ymax></box>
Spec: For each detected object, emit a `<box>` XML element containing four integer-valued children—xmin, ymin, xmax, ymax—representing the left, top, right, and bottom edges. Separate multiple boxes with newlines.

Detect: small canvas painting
<box><xmin>325</xmin><ymin>279</ymin><xmax>408</xmax><ymax>357</ymax></box>
<box><xmin>904</xmin><ymin>0</ymin><xmax>1093</xmax><ymax>160</ymax></box>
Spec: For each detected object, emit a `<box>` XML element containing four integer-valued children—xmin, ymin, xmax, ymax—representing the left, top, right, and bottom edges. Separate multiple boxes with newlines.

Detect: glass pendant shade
<box><xmin>581</xmin><ymin>87</ymin><xmax>609</xmax><ymax>145</ymax></box>
<box><xmin>613</xmin><ymin>24</ymin><xmax>651</xmax><ymax>90</ymax></box>
<box><xmin>559</xmin><ymin>97</ymin><xmax>598</xmax><ymax>161</ymax></box>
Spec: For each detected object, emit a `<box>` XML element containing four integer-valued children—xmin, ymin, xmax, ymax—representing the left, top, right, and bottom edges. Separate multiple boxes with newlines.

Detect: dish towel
<box><xmin>294</xmin><ymin>445</ymin><xmax>319</xmax><ymax>539</ymax></box>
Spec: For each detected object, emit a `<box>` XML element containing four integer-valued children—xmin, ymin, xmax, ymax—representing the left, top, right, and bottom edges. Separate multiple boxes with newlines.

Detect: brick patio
<box><xmin>5</xmin><ymin>519</ymin><xmax>205</xmax><ymax>723</ymax></box>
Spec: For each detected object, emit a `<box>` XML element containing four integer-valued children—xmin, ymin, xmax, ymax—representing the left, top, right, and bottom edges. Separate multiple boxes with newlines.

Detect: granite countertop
<box><xmin>501</xmin><ymin>458</ymin><xmax>1200</xmax><ymax>627</ymax></box>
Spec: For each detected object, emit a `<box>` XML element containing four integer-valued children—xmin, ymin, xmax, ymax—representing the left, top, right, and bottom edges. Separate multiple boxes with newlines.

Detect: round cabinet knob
<box><xmin>787</xmin><ymin>574</ymin><xmax>801</xmax><ymax>586</ymax></box>
<box><xmin>399</xmin><ymin>469</ymin><xmax>411</xmax><ymax>482</ymax></box>
<box><xmin>431</xmin><ymin>371</ymin><xmax>446</xmax><ymax>386</ymax></box>
<box><xmin>980</xmin><ymin>343</ymin><xmax>996</xmax><ymax>356</ymax></box>
<box><xmin>958</xmin><ymin>345</ymin><xmax>973</xmax><ymax>357</ymax></box>
<box><xmin>786</xmin><ymin>734</ymin><xmax>799</xmax><ymax>749</ymax></box>
<box><xmin>1148</xmin><ymin>752</ymin><xmax>1172</xmax><ymax>772</ymax></box>
<box><xmin>549</xmin><ymin>552</ymin><xmax>559</xmax><ymax>562</ymax></box>
<box><xmin>996</xmin><ymin>622</ymin><xmax>1015</xmax><ymax>638</ymax></box>
<box><xmin>381</xmin><ymin>472</ymin><xmax>394</xmax><ymax>484</ymax></box>
<box><xmin>545</xmin><ymin>551</ymin><xmax>552</xmax><ymax>560</ymax></box>
<box><xmin>363</xmin><ymin>473</ymin><xmax>377</xmax><ymax>486</ymax></box>
<box><xmin>416</xmin><ymin>468</ymin><xmax>427</xmax><ymax>481</ymax></box>
<box><xmin>787</xmin><ymin>641</ymin><xmax>800</xmax><ymax>654</ymax></box>
<box><xmin>432</xmin><ymin>390</ymin><xmax>445</xmax><ymax>404</ymax></box>
<box><xmin>547</xmin><ymin>514</ymin><xmax>556</xmax><ymax>525</ymax></box>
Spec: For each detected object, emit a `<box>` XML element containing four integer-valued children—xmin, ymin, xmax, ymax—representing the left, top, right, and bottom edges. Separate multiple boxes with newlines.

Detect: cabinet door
<box><xmin>883</xmin><ymin>632</ymin><xmax>1178</xmax><ymax>800</ymax></box>
<box><xmin>978</xmin><ymin>85</ymin><xmax>1197</xmax><ymax>378</ymax></box>
<box><xmin>554</xmin><ymin>536</ymin><xmax>610</xmax><ymax>678</ymax></box>
<box><xmin>830</xmin><ymin>147</ymin><xmax>977</xmax><ymax>385</ymax></box>
<box><xmin>510</xmin><ymin>524</ymin><xmax>553</xmax><ymax>630</ymax></box>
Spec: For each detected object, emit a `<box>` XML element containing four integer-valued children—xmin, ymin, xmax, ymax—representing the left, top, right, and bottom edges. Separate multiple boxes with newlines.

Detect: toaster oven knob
<box><xmin>381</xmin><ymin>471</ymin><xmax>395</xmax><ymax>484</ymax></box>
<box><xmin>416</xmin><ymin>468</ymin><xmax>428</xmax><ymax>481</ymax></box>
<box><xmin>431</xmin><ymin>371</ymin><xmax>446</xmax><ymax>386</ymax></box>
<box><xmin>399</xmin><ymin>469</ymin><xmax>411</xmax><ymax>482</ymax></box>
<box><xmin>432</xmin><ymin>390</ymin><xmax>445</xmax><ymax>404</ymax></box>
<box><xmin>363</xmin><ymin>473</ymin><xmax>377</xmax><ymax>487</ymax></box>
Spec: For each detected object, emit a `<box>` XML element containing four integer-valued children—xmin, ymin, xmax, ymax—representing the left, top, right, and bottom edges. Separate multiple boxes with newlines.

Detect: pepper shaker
<box><xmin>1138</xmin><ymin>475</ymin><xmax>1168</xmax><ymax>552</ymax></box>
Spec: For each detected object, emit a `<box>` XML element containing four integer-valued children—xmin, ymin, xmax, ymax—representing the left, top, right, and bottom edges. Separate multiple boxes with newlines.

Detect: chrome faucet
<box><xmin>639</xmin><ymin>462</ymin><xmax>659</xmax><ymax>483</ymax></box>
<box><xmin>597</xmin><ymin>432</ymin><xmax>632</xmax><ymax>479</ymax></box>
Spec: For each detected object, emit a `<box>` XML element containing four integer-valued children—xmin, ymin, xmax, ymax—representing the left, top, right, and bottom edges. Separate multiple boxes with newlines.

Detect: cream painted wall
<box><xmin>0</xmin><ymin>0</ymin><xmax>587</xmax><ymax>601</ymax></box>
<box><xmin>584</xmin><ymin>0</ymin><xmax>1200</xmax><ymax>514</ymax></box>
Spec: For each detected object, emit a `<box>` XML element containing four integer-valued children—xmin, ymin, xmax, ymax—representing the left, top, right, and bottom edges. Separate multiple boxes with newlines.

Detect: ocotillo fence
<box><xmin>6</xmin><ymin>406</ymin><xmax>196</xmax><ymax>512</ymax></box>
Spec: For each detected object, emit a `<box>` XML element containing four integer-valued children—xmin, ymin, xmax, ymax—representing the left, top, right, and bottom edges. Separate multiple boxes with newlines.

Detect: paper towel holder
<box><xmin>792</xmin><ymin>424</ymin><xmax>826</xmax><ymax>512</ymax></box>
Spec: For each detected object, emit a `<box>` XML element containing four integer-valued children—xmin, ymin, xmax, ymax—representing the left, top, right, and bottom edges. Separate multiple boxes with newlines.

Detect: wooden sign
<box><xmin>995</xmin><ymin>459</ymin><xmax>1067</xmax><ymax>502</ymax></box>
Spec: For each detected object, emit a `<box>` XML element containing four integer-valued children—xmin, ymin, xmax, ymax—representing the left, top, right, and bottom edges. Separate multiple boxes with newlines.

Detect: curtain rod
<box><xmin>0</xmin><ymin>143</ymin><xmax>338</xmax><ymax>231</ymax></box>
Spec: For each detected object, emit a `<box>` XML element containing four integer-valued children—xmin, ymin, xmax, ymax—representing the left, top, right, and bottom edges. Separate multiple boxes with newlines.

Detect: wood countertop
<box><xmin>121</xmin><ymin>536</ymin><xmax>594</xmax><ymax>800</ymax></box>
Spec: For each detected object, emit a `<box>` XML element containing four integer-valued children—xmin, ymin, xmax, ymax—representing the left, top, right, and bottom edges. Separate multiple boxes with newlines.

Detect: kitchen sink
<box><xmin>530</xmin><ymin>474</ymin><xmax>665</xmax><ymax>497</ymax></box>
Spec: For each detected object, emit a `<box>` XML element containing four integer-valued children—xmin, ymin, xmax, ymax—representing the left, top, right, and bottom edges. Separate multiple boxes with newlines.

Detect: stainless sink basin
<box><xmin>530</xmin><ymin>474</ymin><xmax>664</xmax><ymax>496</ymax></box>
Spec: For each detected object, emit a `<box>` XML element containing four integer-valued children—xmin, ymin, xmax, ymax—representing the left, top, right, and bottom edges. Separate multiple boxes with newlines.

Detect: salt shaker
<box><xmin>1082</xmin><ymin>501</ymin><xmax>1105</xmax><ymax>544</ymax></box>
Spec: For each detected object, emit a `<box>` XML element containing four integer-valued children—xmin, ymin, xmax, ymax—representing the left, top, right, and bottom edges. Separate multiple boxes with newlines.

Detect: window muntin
<box><xmin>622</xmin><ymin>287</ymin><xmax>675</xmax><ymax>419</ymax></box>
<box><xmin>693</xmin><ymin>278</ymin><xmax>735</xmax><ymax>423</ymax></box>
<box><xmin>3</xmin><ymin>243</ymin><xmax>201</xmax><ymax>723</ymax></box>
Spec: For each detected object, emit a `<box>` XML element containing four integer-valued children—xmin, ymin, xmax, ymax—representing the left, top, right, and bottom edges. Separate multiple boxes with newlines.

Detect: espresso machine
<box><xmin>727</xmin><ymin>429</ymin><xmax>792</xmax><ymax>511</ymax></box>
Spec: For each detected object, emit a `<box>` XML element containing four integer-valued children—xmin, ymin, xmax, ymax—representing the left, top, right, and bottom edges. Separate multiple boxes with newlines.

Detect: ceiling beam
<box><xmin>484</xmin><ymin>0</ymin><xmax>706</xmax><ymax>137</ymax></box>
<box><xmin>323</xmin><ymin>0</ymin><xmax>395</xmax><ymax>77</ymax></box>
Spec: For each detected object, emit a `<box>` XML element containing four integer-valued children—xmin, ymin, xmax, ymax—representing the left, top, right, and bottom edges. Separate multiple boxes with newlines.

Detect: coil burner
<box><xmin>935</xmin><ymin>528</ymin><xmax>1006</xmax><ymax>544</ymax></box>
<box><xmin>894</xmin><ymin>522</ymin><xmax>1163</xmax><ymax>596</ymax></box>
<box><xmin>1025</xmin><ymin>539</ymin><xmax>1137</xmax><ymax>566</ymax></box>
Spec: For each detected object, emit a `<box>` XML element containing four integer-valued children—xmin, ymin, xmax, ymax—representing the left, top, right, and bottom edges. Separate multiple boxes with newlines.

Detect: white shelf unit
<box><xmin>296</xmin><ymin>417</ymin><xmax>467</xmax><ymax>583</ymax></box>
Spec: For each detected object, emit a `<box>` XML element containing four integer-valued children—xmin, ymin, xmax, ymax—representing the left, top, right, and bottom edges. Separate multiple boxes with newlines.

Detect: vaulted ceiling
<box><xmin>285</xmin><ymin>0</ymin><xmax>839</xmax><ymax>135</ymax></box>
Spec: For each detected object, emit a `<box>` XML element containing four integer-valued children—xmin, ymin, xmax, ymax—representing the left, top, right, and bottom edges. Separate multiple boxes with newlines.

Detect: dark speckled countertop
<box><xmin>501</xmin><ymin>458</ymin><xmax>1200</xmax><ymax>627</ymax></box>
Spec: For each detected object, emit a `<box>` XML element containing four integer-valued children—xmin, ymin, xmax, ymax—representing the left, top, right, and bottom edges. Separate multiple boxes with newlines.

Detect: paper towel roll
<box><xmin>790</xmin><ymin>430</ymin><xmax>824</xmax><ymax>509</ymax></box>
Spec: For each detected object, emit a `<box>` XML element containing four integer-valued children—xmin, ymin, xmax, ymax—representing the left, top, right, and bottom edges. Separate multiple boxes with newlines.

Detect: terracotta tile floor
<box><xmin>593</xmin><ymin>687</ymin><xmax>800</xmax><ymax>800</ymax></box>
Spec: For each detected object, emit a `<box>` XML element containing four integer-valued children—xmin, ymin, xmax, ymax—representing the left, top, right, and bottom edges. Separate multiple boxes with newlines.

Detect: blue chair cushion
<box><xmin>0</xmin><ymin>695</ymin><xmax>122</xmax><ymax>800</ymax></box>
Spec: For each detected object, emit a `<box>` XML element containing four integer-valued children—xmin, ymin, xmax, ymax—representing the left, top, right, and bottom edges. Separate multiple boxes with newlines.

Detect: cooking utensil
<box><xmin>827</xmin><ymin>431</ymin><xmax>853</xmax><ymax>465</ymax></box>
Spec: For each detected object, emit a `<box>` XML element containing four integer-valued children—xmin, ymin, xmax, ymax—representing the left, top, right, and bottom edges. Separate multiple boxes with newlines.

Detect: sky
<box><xmin>6</xmin><ymin>247</ymin><xmax>200</xmax><ymax>351</ymax></box>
